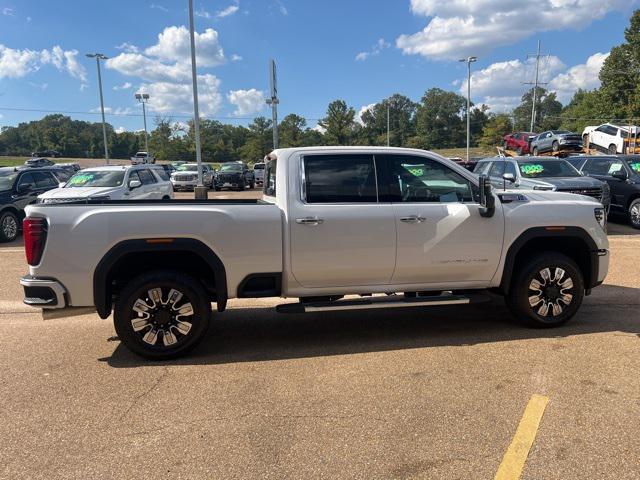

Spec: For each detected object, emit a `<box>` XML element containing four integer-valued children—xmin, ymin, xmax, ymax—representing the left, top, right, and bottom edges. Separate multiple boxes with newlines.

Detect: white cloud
<box><xmin>80</xmin><ymin>83</ymin><xmax>89</xmax><ymax>92</ymax></box>
<box><xmin>113</xmin><ymin>82</ymin><xmax>133</xmax><ymax>91</ymax></box>
<box><xmin>356</xmin><ymin>103</ymin><xmax>376</xmax><ymax>125</ymax></box>
<box><xmin>150</xmin><ymin>3</ymin><xmax>168</xmax><ymax>12</ymax></box>
<box><xmin>458</xmin><ymin>52</ymin><xmax>610</xmax><ymax>111</ymax></box>
<box><xmin>217</xmin><ymin>4</ymin><xmax>239</xmax><ymax>17</ymax></box>
<box><xmin>195</xmin><ymin>8</ymin><xmax>212</xmax><ymax>19</ymax></box>
<box><xmin>275</xmin><ymin>0</ymin><xmax>287</xmax><ymax>15</ymax></box>
<box><xmin>90</xmin><ymin>106</ymin><xmax>134</xmax><ymax>115</ymax></box>
<box><xmin>0</xmin><ymin>44</ymin><xmax>86</xmax><ymax>82</ymax></box>
<box><xmin>140</xmin><ymin>74</ymin><xmax>223</xmax><ymax>115</ymax></box>
<box><xmin>549</xmin><ymin>52</ymin><xmax>610</xmax><ymax>103</ymax></box>
<box><xmin>29</xmin><ymin>81</ymin><xmax>48</xmax><ymax>91</ymax></box>
<box><xmin>116</xmin><ymin>42</ymin><xmax>139</xmax><ymax>53</ymax></box>
<box><xmin>2</xmin><ymin>7</ymin><xmax>14</xmax><ymax>16</ymax></box>
<box><xmin>227</xmin><ymin>88</ymin><xmax>265</xmax><ymax>116</ymax></box>
<box><xmin>115</xmin><ymin>126</ymin><xmax>127</xmax><ymax>134</ymax></box>
<box><xmin>312</xmin><ymin>123</ymin><xmax>326</xmax><ymax>134</ymax></box>
<box><xmin>356</xmin><ymin>38</ymin><xmax>390</xmax><ymax>62</ymax></box>
<box><xmin>144</xmin><ymin>25</ymin><xmax>225</xmax><ymax>67</ymax></box>
<box><xmin>231</xmin><ymin>54</ymin><xmax>242</xmax><ymax>62</ymax></box>
<box><xmin>397</xmin><ymin>0</ymin><xmax>630</xmax><ymax>60</ymax></box>
<box><xmin>106</xmin><ymin>52</ymin><xmax>190</xmax><ymax>83</ymax></box>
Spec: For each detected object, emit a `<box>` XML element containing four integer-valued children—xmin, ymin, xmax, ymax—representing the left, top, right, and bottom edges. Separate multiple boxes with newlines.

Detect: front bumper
<box><xmin>20</xmin><ymin>276</ymin><xmax>67</xmax><ymax>309</ymax></box>
<box><xmin>172</xmin><ymin>179</ymin><xmax>198</xmax><ymax>190</ymax></box>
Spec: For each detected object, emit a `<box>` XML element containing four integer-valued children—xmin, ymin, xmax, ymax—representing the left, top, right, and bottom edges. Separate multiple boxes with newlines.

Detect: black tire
<box><xmin>506</xmin><ymin>253</ymin><xmax>584</xmax><ymax>328</ymax></box>
<box><xmin>237</xmin><ymin>179</ymin><xmax>245</xmax><ymax>191</ymax></box>
<box><xmin>0</xmin><ymin>210</ymin><xmax>19</xmax><ymax>243</ymax></box>
<box><xmin>113</xmin><ymin>270</ymin><xmax>211</xmax><ymax>360</ymax></box>
<box><xmin>161</xmin><ymin>196</ymin><xmax>170</xmax><ymax>201</ymax></box>
<box><xmin>250</xmin><ymin>180</ymin><xmax>255</xmax><ymax>189</ymax></box>
<box><xmin>552</xmin><ymin>141</ymin><xmax>559</xmax><ymax>152</ymax></box>
<box><xmin>629</xmin><ymin>198</ymin><xmax>640</xmax><ymax>229</ymax></box>
<box><xmin>608</xmin><ymin>144</ymin><xmax>617</xmax><ymax>155</ymax></box>
<box><xmin>532</xmin><ymin>147</ymin><xmax>539</xmax><ymax>156</ymax></box>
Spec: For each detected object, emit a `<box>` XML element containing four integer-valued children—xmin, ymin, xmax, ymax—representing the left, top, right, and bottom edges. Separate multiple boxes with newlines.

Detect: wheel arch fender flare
<box><xmin>499</xmin><ymin>226</ymin><xmax>599</xmax><ymax>294</ymax></box>
<box><xmin>93</xmin><ymin>238</ymin><xmax>228</xmax><ymax>319</ymax></box>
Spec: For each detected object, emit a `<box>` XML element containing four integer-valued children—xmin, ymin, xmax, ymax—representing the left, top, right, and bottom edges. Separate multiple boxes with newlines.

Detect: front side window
<box><xmin>489</xmin><ymin>161</ymin><xmax>506</xmax><ymax>177</ymax></box>
<box><xmin>303</xmin><ymin>154</ymin><xmax>377</xmax><ymax>203</ymax></box>
<box><xmin>17</xmin><ymin>173</ymin><xmax>35</xmax><ymax>190</ymax></box>
<box><xmin>385</xmin><ymin>155</ymin><xmax>474</xmax><ymax>203</ymax></box>
<box><xmin>32</xmin><ymin>171</ymin><xmax>58</xmax><ymax>188</ymax></box>
<box><xmin>504</xmin><ymin>161</ymin><xmax>518</xmax><ymax>177</ymax></box>
<box><xmin>583</xmin><ymin>158</ymin><xmax>624</xmax><ymax>176</ymax></box>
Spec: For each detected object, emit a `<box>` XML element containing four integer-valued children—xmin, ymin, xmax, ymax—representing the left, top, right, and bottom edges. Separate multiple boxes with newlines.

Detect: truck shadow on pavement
<box><xmin>105</xmin><ymin>284</ymin><xmax>640</xmax><ymax>368</ymax></box>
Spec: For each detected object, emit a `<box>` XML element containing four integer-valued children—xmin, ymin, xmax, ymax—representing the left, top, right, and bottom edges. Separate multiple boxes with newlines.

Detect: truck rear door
<box><xmin>288</xmin><ymin>153</ymin><xmax>396</xmax><ymax>287</ymax></box>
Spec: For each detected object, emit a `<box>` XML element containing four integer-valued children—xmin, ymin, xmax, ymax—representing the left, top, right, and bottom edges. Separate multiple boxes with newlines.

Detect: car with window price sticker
<box><xmin>20</xmin><ymin>147</ymin><xmax>609</xmax><ymax>360</ymax></box>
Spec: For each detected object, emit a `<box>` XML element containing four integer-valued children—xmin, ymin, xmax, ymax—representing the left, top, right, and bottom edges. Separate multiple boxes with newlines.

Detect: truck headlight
<box><xmin>594</xmin><ymin>207</ymin><xmax>607</xmax><ymax>231</ymax></box>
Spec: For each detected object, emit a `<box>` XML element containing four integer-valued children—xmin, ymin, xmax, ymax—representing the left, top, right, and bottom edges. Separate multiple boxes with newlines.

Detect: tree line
<box><xmin>2</xmin><ymin>10</ymin><xmax>640</xmax><ymax>163</ymax></box>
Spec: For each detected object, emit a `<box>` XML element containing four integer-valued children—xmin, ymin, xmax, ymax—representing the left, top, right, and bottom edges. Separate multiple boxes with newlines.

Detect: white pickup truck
<box><xmin>20</xmin><ymin>147</ymin><xmax>609</xmax><ymax>359</ymax></box>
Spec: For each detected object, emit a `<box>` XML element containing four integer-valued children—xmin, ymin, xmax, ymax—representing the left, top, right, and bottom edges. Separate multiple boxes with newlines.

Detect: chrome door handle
<box><xmin>296</xmin><ymin>217</ymin><xmax>324</xmax><ymax>225</ymax></box>
<box><xmin>400</xmin><ymin>215</ymin><xmax>426</xmax><ymax>224</ymax></box>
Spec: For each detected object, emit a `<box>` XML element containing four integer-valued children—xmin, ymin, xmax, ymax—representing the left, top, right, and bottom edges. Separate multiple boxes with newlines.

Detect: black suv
<box><xmin>31</xmin><ymin>150</ymin><xmax>61</xmax><ymax>158</ymax></box>
<box><xmin>0</xmin><ymin>167</ymin><xmax>68</xmax><ymax>242</ymax></box>
<box><xmin>214</xmin><ymin>162</ymin><xmax>255</xmax><ymax>191</ymax></box>
<box><xmin>568</xmin><ymin>155</ymin><xmax>640</xmax><ymax>228</ymax></box>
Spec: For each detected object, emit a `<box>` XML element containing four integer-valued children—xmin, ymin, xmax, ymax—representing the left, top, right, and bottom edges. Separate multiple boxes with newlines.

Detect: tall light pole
<box><xmin>187</xmin><ymin>0</ymin><xmax>207</xmax><ymax>199</ymax></box>
<box><xmin>266</xmin><ymin>59</ymin><xmax>279</xmax><ymax>149</ymax></box>
<box><xmin>135</xmin><ymin>93</ymin><xmax>150</xmax><ymax>152</ymax></box>
<box><xmin>459</xmin><ymin>56</ymin><xmax>477</xmax><ymax>162</ymax></box>
<box><xmin>86</xmin><ymin>53</ymin><xmax>109</xmax><ymax>164</ymax></box>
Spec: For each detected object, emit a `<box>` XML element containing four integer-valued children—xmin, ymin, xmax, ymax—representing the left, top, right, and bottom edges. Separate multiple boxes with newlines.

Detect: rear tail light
<box><xmin>23</xmin><ymin>217</ymin><xmax>47</xmax><ymax>266</ymax></box>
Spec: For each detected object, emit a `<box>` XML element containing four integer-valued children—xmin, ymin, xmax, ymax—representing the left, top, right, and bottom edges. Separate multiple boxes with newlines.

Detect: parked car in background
<box><xmin>474</xmin><ymin>156</ymin><xmax>610</xmax><ymax>210</ymax></box>
<box><xmin>567</xmin><ymin>155</ymin><xmax>640</xmax><ymax>228</ymax></box>
<box><xmin>56</xmin><ymin>163</ymin><xmax>81</xmax><ymax>177</ymax></box>
<box><xmin>530</xmin><ymin>131</ymin><xmax>583</xmax><ymax>155</ymax></box>
<box><xmin>582</xmin><ymin>123</ymin><xmax>639</xmax><ymax>154</ymax></box>
<box><xmin>214</xmin><ymin>162</ymin><xmax>255</xmax><ymax>191</ymax></box>
<box><xmin>25</xmin><ymin>157</ymin><xmax>55</xmax><ymax>168</ymax></box>
<box><xmin>38</xmin><ymin>165</ymin><xmax>174</xmax><ymax>204</ymax></box>
<box><xmin>130</xmin><ymin>151</ymin><xmax>156</xmax><ymax>164</ymax></box>
<box><xmin>0</xmin><ymin>166</ymin><xmax>69</xmax><ymax>242</ymax></box>
<box><xmin>503</xmin><ymin>132</ymin><xmax>537</xmax><ymax>155</ymax></box>
<box><xmin>170</xmin><ymin>163</ymin><xmax>214</xmax><ymax>191</ymax></box>
<box><xmin>159</xmin><ymin>164</ymin><xmax>175</xmax><ymax>178</ymax></box>
<box><xmin>171</xmin><ymin>161</ymin><xmax>186</xmax><ymax>168</ymax></box>
<box><xmin>253</xmin><ymin>162</ymin><xmax>266</xmax><ymax>185</ymax></box>
<box><xmin>31</xmin><ymin>150</ymin><xmax>61</xmax><ymax>158</ymax></box>
<box><xmin>449</xmin><ymin>157</ymin><xmax>480</xmax><ymax>172</ymax></box>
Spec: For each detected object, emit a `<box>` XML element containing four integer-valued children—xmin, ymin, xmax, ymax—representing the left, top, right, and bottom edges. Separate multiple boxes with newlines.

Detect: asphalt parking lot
<box><xmin>0</xmin><ymin>192</ymin><xmax>639</xmax><ymax>480</ymax></box>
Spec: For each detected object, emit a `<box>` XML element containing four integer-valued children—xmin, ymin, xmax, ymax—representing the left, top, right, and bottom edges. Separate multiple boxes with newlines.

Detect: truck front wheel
<box><xmin>506</xmin><ymin>253</ymin><xmax>584</xmax><ymax>328</ymax></box>
<box><xmin>114</xmin><ymin>270</ymin><xmax>211</xmax><ymax>360</ymax></box>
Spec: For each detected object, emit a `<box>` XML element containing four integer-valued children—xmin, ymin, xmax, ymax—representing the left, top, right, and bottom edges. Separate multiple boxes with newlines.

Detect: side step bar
<box><xmin>276</xmin><ymin>293</ymin><xmax>490</xmax><ymax>314</ymax></box>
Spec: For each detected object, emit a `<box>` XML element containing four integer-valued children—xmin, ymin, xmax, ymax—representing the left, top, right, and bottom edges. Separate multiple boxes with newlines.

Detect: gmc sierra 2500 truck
<box><xmin>20</xmin><ymin>147</ymin><xmax>609</xmax><ymax>359</ymax></box>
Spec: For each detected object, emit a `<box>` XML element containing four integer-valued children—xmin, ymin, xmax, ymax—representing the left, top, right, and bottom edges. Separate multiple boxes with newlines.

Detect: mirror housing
<box><xmin>611</xmin><ymin>170</ymin><xmax>628</xmax><ymax>181</ymax></box>
<box><xmin>16</xmin><ymin>183</ymin><xmax>31</xmax><ymax>194</ymax></box>
<box><xmin>58</xmin><ymin>182</ymin><xmax>66</xmax><ymax>188</ymax></box>
<box><xmin>502</xmin><ymin>173</ymin><xmax>516</xmax><ymax>183</ymax></box>
<box><xmin>478</xmin><ymin>174</ymin><xmax>496</xmax><ymax>218</ymax></box>
<box><xmin>129</xmin><ymin>179</ymin><xmax>142</xmax><ymax>189</ymax></box>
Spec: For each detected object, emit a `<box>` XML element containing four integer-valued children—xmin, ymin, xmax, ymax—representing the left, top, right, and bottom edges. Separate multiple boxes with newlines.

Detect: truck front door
<box><xmin>379</xmin><ymin>153</ymin><xmax>504</xmax><ymax>285</ymax></box>
<box><xmin>289</xmin><ymin>153</ymin><xmax>396</xmax><ymax>288</ymax></box>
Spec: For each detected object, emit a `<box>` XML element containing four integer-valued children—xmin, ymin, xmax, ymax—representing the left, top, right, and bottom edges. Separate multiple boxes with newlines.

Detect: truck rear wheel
<box><xmin>506</xmin><ymin>253</ymin><xmax>584</xmax><ymax>328</ymax></box>
<box><xmin>114</xmin><ymin>270</ymin><xmax>211</xmax><ymax>360</ymax></box>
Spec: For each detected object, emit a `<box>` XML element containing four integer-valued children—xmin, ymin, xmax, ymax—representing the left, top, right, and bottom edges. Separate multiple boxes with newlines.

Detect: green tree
<box><xmin>240</xmin><ymin>116</ymin><xmax>273</xmax><ymax>161</ymax></box>
<box><xmin>318</xmin><ymin>100</ymin><xmax>356</xmax><ymax>145</ymax></box>
<box><xmin>279</xmin><ymin>114</ymin><xmax>307</xmax><ymax>147</ymax></box>
<box><xmin>513</xmin><ymin>87</ymin><xmax>562</xmax><ymax>132</ymax></box>
<box><xmin>479</xmin><ymin>113</ymin><xmax>513</xmax><ymax>148</ymax></box>
<box><xmin>410</xmin><ymin>88</ymin><xmax>466</xmax><ymax>149</ymax></box>
<box><xmin>359</xmin><ymin>94</ymin><xmax>417</xmax><ymax>146</ymax></box>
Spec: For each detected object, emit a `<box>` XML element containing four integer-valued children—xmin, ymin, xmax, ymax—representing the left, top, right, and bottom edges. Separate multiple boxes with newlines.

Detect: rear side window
<box><xmin>303</xmin><ymin>154</ymin><xmax>377</xmax><ymax>203</ymax></box>
<box><xmin>153</xmin><ymin>168</ymin><xmax>170</xmax><ymax>181</ymax></box>
<box><xmin>264</xmin><ymin>159</ymin><xmax>277</xmax><ymax>196</ymax></box>
<box><xmin>138</xmin><ymin>169</ymin><xmax>156</xmax><ymax>185</ymax></box>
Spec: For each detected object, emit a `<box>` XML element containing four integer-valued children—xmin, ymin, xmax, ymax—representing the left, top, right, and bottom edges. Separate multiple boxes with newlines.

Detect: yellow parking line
<box><xmin>494</xmin><ymin>394</ymin><xmax>549</xmax><ymax>480</ymax></box>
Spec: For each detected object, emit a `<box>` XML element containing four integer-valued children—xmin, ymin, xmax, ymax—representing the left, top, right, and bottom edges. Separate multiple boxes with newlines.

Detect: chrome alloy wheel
<box><xmin>631</xmin><ymin>203</ymin><xmax>640</xmax><ymax>226</ymax></box>
<box><xmin>528</xmin><ymin>267</ymin><xmax>574</xmax><ymax>317</ymax></box>
<box><xmin>131</xmin><ymin>288</ymin><xmax>194</xmax><ymax>347</ymax></box>
<box><xmin>2</xmin><ymin>215</ymin><xmax>17</xmax><ymax>240</ymax></box>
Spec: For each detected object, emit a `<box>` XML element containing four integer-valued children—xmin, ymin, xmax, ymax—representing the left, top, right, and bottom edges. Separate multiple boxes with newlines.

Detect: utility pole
<box><xmin>135</xmin><ymin>93</ymin><xmax>150</xmax><ymax>152</ymax></box>
<box><xmin>459</xmin><ymin>56</ymin><xmax>477</xmax><ymax>162</ymax></box>
<box><xmin>86</xmin><ymin>53</ymin><xmax>109</xmax><ymax>164</ymax></box>
<box><xmin>188</xmin><ymin>0</ymin><xmax>207</xmax><ymax>199</ymax></box>
<box><xmin>266</xmin><ymin>59</ymin><xmax>279</xmax><ymax>149</ymax></box>
<box><xmin>523</xmin><ymin>41</ymin><xmax>549</xmax><ymax>132</ymax></box>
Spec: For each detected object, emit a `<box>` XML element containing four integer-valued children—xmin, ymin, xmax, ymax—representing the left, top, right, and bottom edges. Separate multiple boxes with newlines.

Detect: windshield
<box><xmin>177</xmin><ymin>165</ymin><xmax>198</xmax><ymax>172</ymax></box>
<box><xmin>0</xmin><ymin>170</ymin><xmax>18</xmax><ymax>190</ymax></box>
<box><xmin>517</xmin><ymin>160</ymin><xmax>581</xmax><ymax>178</ymax></box>
<box><xmin>66</xmin><ymin>171</ymin><xmax>125</xmax><ymax>188</ymax></box>
<box><xmin>220</xmin><ymin>163</ymin><xmax>242</xmax><ymax>172</ymax></box>
<box><xmin>627</xmin><ymin>159</ymin><xmax>640</xmax><ymax>174</ymax></box>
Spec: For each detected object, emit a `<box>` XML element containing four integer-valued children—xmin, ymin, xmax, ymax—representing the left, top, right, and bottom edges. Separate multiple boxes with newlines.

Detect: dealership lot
<box><xmin>0</xmin><ymin>192</ymin><xmax>639</xmax><ymax>479</ymax></box>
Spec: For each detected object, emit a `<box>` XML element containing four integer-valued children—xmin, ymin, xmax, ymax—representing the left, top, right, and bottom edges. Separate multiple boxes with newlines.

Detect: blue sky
<box><xmin>0</xmin><ymin>0</ymin><xmax>636</xmax><ymax>132</ymax></box>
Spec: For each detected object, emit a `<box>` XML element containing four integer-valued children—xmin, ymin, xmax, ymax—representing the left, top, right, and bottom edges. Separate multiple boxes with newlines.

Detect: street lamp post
<box><xmin>459</xmin><ymin>56</ymin><xmax>477</xmax><ymax>163</ymax></box>
<box><xmin>187</xmin><ymin>0</ymin><xmax>207</xmax><ymax>200</ymax></box>
<box><xmin>135</xmin><ymin>93</ymin><xmax>150</xmax><ymax>153</ymax></box>
<box><xmin>86</xmin><ymin>53</ymin><xmax>110</xmax><ymax>164</ymax></box>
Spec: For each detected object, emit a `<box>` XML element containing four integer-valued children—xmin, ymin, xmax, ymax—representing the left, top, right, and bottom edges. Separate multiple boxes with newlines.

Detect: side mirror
<box><xmin>478</xmin><ymin>174</ymin><xmax>496</xmax><ymax>218</ymax></box>
<box><xmin>502</xmin><ymin>173</ymin><xmax>516</xmax><ymax>183</ymax></box>
<box><xmin>611</xmin><ymin>170</ymin><xmax>628</xmax><ymax>181</ymax></box>
<box><xmin>129</xmin><ymin>179</ymin><xmax>142</xmax><ymax>189</ymax></box>
<box><xmin>58</xmin><ymin>182</ymin><xmax>66</xmax><ymax>188</ymax></box>
<box><xmin>17</xmin><ymin>183</ymin><xmax>31</xmax><ymax>194</ymax></box>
